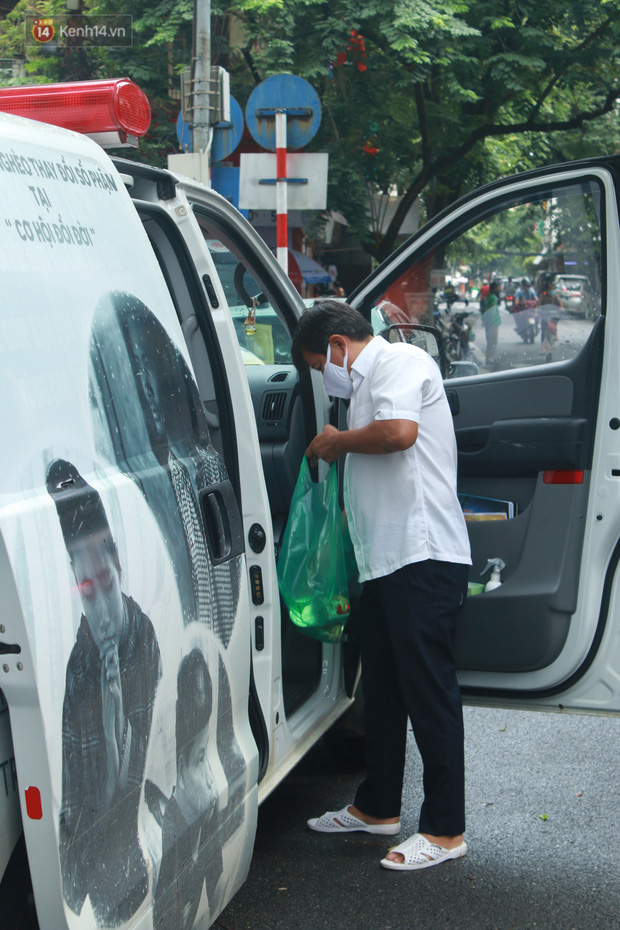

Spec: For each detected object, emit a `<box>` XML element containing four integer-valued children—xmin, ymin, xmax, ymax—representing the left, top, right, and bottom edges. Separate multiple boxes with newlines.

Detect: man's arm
<box><xmin>306</xmin><ymin>420</ymin><xmax>418</xmax><ymax>465</ymax></box>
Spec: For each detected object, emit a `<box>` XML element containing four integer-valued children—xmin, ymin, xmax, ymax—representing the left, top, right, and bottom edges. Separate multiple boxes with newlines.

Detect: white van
<box><xmin>0</xmin><ymin>79</ymin><xmax>619</xmax><ymax>929</ymax></box>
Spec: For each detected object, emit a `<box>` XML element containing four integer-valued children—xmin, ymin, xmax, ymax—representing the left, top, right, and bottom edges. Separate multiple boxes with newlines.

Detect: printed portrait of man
<box><xmin>47</xmin><ymin>458</ymin><xmax>162</xmax><ymax>927</ymax></box>
<box><xmin>89</xmin><ymin>292</ymin><xmax>241</xmax><ymax>647</ymax></box>
<box><xmin>153</xmin><ymin>648</ymin><xmax>223</xmax><ymax>930</ymax></box>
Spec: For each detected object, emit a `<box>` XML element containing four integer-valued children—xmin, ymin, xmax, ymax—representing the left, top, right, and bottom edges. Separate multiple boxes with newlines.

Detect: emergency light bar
<box><xmin>0</xmin><ymin>78</ymin><xmax>151</xmax><ymax>148</ymax></box>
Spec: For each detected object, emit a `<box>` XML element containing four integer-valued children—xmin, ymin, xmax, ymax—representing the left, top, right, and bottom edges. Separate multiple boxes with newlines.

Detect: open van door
<box><xmin>349</xmin><ymin>159</ymin><xmax>620</xmax><ymax>714</ymax></box>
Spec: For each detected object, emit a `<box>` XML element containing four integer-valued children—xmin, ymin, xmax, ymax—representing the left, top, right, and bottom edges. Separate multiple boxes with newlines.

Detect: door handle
<box><xmin>199</xmin><ymin>480</ymin><xmax>245</xmax><ymax>565</ymax></box>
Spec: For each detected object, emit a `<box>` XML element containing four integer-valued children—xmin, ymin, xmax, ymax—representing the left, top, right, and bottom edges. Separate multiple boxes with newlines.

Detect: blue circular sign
<box><xmin>211</xmin><ymin>95</ymin><xmax>244</xmax><ymax>163</ymax></box>
<box><xmin>245</xmin><ymin>74</ymin><xmax>321</xmax><ymax>151</ymax></box>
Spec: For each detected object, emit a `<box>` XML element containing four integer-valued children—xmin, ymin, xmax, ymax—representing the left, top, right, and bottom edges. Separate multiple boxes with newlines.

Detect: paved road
<box><xmin>217</xmin><ymin>705</ymin><xmax>620</xmax><ymax>930</ymax></box>
<box><xmin>464</xmin><ymin>304</ymin><xmax>595</xmax><ymax>374</ymax></box>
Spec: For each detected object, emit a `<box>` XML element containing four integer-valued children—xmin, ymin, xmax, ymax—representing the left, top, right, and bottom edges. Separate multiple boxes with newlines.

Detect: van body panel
<box><xmin>0</xmin><ymin>112</ymin><xmax>259</xmax><ymax>928</ymax></box>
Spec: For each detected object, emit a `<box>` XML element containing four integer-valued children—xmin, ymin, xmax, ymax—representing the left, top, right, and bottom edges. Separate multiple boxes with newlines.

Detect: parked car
<box><xmin>553</xmin><ymin>274</ymin><xmax>598</xmax><ymax>319</ymax></box>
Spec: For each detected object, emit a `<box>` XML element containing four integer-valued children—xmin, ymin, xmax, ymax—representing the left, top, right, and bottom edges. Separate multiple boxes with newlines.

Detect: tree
<box><xmin>226</xmin><ymin>0</ymin><xmax>620</xmax><ymax>260</ymax></box>
<box><xmin>0</xmin><ymin>0</ymin><xmax>193</xmax><ymax>162</ymax></box>
<box><xmin>3</xmin><ymin>0</ymin><xmax>620</xmax><ymax>263</ymax></box>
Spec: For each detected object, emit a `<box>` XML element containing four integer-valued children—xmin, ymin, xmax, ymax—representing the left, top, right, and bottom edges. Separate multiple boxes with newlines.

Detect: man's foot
<box><xmin>381</xmin><ymin>832</ymin><xmax>467</xmax><ymax>871</ymax></box>
<box><xmin>348</xmin><ymin>805</ymin><xmax>400</xmax><ymax>827</ymax></box>
<box><xmin>307</xmin><ymin>804</ymin><xmax>401</xmax><ymax>835</ymax></box>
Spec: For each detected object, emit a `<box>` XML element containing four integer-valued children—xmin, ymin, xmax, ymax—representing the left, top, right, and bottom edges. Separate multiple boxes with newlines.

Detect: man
<box><xmin>153</xmin><ymin>649</ymin><xmax>221</xmax><ymax>930</ymax></box>
<box><xmin>47</xmin><ymin>458</ymin><xmax>161</xmax><ymax>926</ymax></box>
<box><xmin>90</xmin><ymin>294</ymin><xmax>242</xmax><ymax>647</ymax></box>
<box><xmin>291</xmin><ymin>301</ymin><xmax>471</xmax><ymax>871</ymax></box>
<box><xmin>515</xmin><ymin>277</ymin><xmax>537</xmax><ymax>307</ymax></box>
<box><xmin>480</xmin><ymin>278</ymin><xmax>501</xmax><ymax>366</ymax></box>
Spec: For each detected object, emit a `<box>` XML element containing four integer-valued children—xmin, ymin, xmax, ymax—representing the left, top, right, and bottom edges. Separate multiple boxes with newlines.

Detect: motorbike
<box><xmin>439</xmin><ymin>285</ymin><xmax>469</xmax><ymax>309</ymax></box>
<box><xmin>513</xmin><ymin>305</ymin><xmax>540</xmax><ymax>344</ymax></box>
<box><xmin>434</xmin><ymin>306</ymin><xmax>475</xmax><ymax>362</ymax></box>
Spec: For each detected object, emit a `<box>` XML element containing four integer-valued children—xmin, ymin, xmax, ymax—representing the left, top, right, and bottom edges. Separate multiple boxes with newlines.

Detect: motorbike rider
<box><xmin>515</xmin><ymin>278</ymin><xmax>537</xmax><ymax>309</ymax></box>
<box><xmin>503</xmin><ymin>277</ymin><xmax>517</xmax><ymax>308</ymax></box>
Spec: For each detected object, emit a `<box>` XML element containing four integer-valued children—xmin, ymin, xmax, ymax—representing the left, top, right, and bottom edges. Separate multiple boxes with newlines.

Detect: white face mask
<box><xmin>322</xmin><ymin>342</ymin><xmax>353</xmax><ymax>399</ymax></box>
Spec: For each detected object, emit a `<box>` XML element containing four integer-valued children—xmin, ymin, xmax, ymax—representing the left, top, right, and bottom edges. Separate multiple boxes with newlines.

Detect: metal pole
<box><xmin>275</xmin><ymin>109</ymin><xmax>288</xmax><ymax>275</ymax></box>
<box><xmin>192</xmin><ymin>0</ymin><xmax>211</xmax><ymax>157</ymax></box>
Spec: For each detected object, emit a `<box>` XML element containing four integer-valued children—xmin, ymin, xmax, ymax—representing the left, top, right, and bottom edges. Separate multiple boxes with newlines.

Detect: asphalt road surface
<box><xmin>217</xmin><ymin>705</ymin><xmax>620</xmax><ymax>930</ymax></box>
<box><xmin>465</xmin><ymin>304</ymin><xmax>595</xmax><ymax>374</ymax></box>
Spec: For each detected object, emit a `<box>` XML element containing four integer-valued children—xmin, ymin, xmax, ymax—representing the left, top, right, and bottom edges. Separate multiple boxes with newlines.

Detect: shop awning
<box><xmin>287</xmin><ymin>249</ymin><xmax>331</xmax><ymax>287</ymax></box>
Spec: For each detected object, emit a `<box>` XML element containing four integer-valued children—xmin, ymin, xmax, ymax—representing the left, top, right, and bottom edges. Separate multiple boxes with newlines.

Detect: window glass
<box><xmin>195</xmin><ymin>224</ymin><xmax>293</xmax><ymax>365</ymax></box>
<box><xmin>370</xmin><ymin>180</ymin><xmax>603</xmax><ymax>378</ymax></box>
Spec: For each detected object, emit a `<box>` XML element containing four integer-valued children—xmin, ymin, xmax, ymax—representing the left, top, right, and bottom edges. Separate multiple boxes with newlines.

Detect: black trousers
<box><xmin>353</xmin><ymin>559</ymin><xmax>469</xmax><ymax>836</ymax></box>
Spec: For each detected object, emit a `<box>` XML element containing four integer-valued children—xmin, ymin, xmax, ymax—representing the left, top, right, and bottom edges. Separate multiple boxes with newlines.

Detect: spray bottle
<box><xmin>480</xmin><ymin>558</ymin><xmax>505</xmax><ymax>592</ymax></box>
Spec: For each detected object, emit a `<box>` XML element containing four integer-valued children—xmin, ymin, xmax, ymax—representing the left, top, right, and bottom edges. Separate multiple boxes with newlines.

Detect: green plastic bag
<box><xmin>277</xmin><ymin>458</ymin><xmax>352</xmax><ymax>643</ymax></box>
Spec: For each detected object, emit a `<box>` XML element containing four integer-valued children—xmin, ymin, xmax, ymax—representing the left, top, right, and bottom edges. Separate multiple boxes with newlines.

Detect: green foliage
<box><xmin>0</xmin><ymin>0</ymin><xmax>192</xmax><ymax>163</ymax></box>
<box><xmin>225</xmin><ymin>0</ymin><xmax>620</xmax><ymax>258</ymax></box>
<box><xmin>1</xmin><ymin>0</ymin><xmax>619</xmax><ymax>257</ymax></box>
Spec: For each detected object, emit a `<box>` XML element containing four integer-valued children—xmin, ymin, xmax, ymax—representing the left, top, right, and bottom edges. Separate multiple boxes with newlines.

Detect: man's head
<box><xmin>291</xmin><ymin>300</ymin><xmax>373</xmax><ymax>374</ymax></box>
<box><xmin>175</xmin><ymin>648</ymin><xmax>216</xmax><ymax>825</ymax></box>
<box><xmin>47</xmin><ymin>459</ymin><xmax>123</xmax><ymax>659</ymax></box>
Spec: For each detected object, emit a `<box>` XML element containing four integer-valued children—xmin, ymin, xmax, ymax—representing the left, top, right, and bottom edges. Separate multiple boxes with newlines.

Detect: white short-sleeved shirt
<box><xmin>344</xmin><ymin>337</ymin><xmax>471</xmax><ymax>582</ymax></box>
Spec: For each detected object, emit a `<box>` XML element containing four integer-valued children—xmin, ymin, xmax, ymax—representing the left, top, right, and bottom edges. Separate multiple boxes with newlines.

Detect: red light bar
<box><xmin>543</xmin><ymin>470</ymin><xmax>584</xmax><ymax>485</ymax></box>
<box><xmin>0</xmin><ymin>78</ymin><xmax>150</xmax><ymax>148</ymax></box>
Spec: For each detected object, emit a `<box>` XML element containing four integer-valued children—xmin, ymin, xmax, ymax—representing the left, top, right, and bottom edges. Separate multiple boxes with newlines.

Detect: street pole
<box><xmin>275</xmin><ymin>109</ymin><xmax>288</xmax><ymax>275</ymax></box>
<box><xmin>192</xmin><ymin>0</ymin><xmax>211</xmax><ymax>157</ymax></box>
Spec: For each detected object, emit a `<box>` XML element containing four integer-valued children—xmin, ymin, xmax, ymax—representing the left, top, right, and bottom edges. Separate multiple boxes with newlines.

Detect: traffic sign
<box><xmin>211</xmin><ymin>95</ymin><xmax>244</xmax><ymax>163</ymax></box>
<box><xmin>245</xmin><ymin>74</ymin><xmax>321</xmax><ymax>151</ymax></box>
<box><xmin>239</xmin><ymin>153</ymin><xmax>328</xmax><ymax>209</ymax></box>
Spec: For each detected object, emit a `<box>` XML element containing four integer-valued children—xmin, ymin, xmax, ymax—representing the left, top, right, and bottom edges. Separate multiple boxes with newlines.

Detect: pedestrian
<box><xmin>480</xmin><ymin>279</ymin><xmax>501</xmax><ymax>366</ymax></box>
<box><xmin>291</xmin><ymin>300</ymin><xmax>471</xmax><ymax>871</ymax></box>
<box><xmin>537</xmin><ymin>275</ymin><xmax>563</xmax><ymax>353</ymax></box>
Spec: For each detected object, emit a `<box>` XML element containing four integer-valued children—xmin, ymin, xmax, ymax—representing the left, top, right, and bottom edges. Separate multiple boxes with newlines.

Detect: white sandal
<box><xmin>380</xmin><ymin>833</ymin><xmax>467</xmax><ymax>870</ymax></box>
<box><xmin>308</xmin><ymin>806</ymin><xmax>401</xmax><ymax>835</ymax></box>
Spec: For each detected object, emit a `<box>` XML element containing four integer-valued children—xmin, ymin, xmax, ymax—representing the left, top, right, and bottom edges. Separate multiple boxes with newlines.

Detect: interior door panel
<box><xmin>444</xmin><ymin>318</ymin><xmax>602</xmax><ymax>670</ymax></box>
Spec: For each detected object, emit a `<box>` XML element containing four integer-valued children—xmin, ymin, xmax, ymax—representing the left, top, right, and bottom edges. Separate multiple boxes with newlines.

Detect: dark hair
<box><xmin>291</xmin><ymin>300</ymin><xmax>373</xmax><ymax>371</ymax></box>
<box><xmin>175</xmin><ymin>648</ymin><xmax>212</xmax><ymax>770</ymax></box>
<box><xmin>90</xmin><ymin>292</ymin><xmax>211</xmax><ymax>455</ymax></box>
<box><xmin>46</xmin><ymin>458</ymin><xmax>119</xmax><ymax>569</ymax></box>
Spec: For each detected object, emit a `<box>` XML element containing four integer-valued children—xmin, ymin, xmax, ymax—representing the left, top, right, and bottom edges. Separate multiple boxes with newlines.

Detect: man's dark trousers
<box><xmin>353</xmin><ymin>559</ymin><xmax>469</xmax><ymax>836</ymax></box>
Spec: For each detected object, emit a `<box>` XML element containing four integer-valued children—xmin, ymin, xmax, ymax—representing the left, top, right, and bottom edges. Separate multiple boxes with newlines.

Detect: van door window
<box><xmin>202</xmin><ymin>239</ymin><xmax>293</xmax><ymax>366</ymax></box>
<box><xmin>370</xmin><ymin>180</ymin><xmax>603</xmax><ymax>379</ymax></box>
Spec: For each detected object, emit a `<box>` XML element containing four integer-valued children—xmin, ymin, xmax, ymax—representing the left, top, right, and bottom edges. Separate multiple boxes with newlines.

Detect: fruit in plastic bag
<box><xmin>277</xmin><ymin>460</ymin><xmax>352</xmax><ymax>643</ymax></box>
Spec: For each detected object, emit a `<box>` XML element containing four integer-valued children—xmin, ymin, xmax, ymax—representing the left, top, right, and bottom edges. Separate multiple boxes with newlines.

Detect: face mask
<box><xmin>322</xmin><ymin>342</ymin><xmax>353</xmax><ymax>399</ymax></box>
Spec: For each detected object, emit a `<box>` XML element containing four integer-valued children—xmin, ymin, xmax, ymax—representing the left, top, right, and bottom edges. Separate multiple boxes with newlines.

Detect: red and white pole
<box><xmin>275</xmin><ymin>109</ymin><xmax>288</xmax><ymax>275</ymax></box>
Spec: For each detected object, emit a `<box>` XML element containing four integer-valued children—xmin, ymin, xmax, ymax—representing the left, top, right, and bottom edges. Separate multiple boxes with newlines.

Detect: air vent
<box><xmin>268</xmin><ymin>370</ymin><xmax>289</xmax><ymax>383</ymax></box>
<box><xmin>262</xmin><ymin>392</ymin><xmax>287</xmax><ymax>421</ymax></box>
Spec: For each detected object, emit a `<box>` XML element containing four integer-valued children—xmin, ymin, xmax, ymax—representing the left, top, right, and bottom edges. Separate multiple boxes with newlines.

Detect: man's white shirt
<box><xmin>344</xmin><ymin>337</ymin><xmax>471</xmax><ymax>583</ymax></box>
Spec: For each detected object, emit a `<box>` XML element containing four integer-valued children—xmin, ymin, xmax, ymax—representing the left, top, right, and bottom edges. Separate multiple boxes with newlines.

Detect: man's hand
<box><xmin>305</xmin><ymin>424</ymin><xmax>343</xmax><ymax>466</ymax></box>
<box><xmin>306</xmin><ymin>419</ymin><xmax>418</xmax><ymax>466</ymax></box>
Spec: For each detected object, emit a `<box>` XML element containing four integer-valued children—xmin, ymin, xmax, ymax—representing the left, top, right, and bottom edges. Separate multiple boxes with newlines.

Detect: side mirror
<box><xmin>379</xmin><ymin>323</ymin><xmax>443</xmax><ymax>372</ymax></box>
<box><xmin>379</xmin><ymin>323</ymin><xmax>480</xmax><ymax>380</ymax></box>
